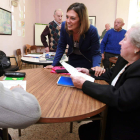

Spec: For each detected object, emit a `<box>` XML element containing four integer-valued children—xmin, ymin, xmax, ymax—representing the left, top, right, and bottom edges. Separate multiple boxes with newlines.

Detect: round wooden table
<box><xmin>0</xmin><ymin>68</ymin><xmax>107</xmax><ymax>140</ymax></box>
<box><xmin>18</xmin><ymin>68</ymin><xmax>107</xmax><ymax>123</ymax></box>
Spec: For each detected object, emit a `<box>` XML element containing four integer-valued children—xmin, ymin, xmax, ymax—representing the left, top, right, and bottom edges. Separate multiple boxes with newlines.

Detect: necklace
<box><xmin>73</xmin><ymin>31</ymin><xmax>80</xmax><ymax>34</ymax></box>
<box><xmin>73</xmin><ymin>33</ymin><xmax>80</xmax><ymax>42</ymax></box>
<box><xmin>74</xmin><ymin>41</ymin><xmax>77</xmax><ymax>48</ymax></box>
<box><xmin>74</xmin><ymin>41</ymin><xmax>79</xmax><ymax>48</ymax></box>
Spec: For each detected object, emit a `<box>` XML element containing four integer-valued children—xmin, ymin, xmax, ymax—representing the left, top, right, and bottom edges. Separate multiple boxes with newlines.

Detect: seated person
<box><xmin>70</xmin><ymin>23</ymin><xmax>140</xmax><ymax>140</ymax></box>
<box><xmin>0</xmin><ymin>83</ymin><xmax>41</xmax><ymax>129</ymax></box>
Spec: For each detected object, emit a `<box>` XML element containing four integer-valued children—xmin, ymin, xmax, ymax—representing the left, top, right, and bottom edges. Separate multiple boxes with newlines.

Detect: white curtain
<box><xmin>128</xmin><ymin>0</ymin><xmax>140</xmax><ymax>29</ymax></box>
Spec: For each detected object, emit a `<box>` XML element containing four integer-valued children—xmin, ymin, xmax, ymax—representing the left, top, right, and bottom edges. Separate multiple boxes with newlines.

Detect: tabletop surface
<box><xmin>0</xmin><ymin>68</ymin><xmax>107</xmax><ymax>123</ymax></box>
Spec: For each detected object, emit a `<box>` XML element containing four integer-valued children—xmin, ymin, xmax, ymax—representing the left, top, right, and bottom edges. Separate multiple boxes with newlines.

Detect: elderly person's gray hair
<box><xmin>129</xmin><ymin>23</ymin><xmax>140</xmax><ymax>48</ymax></box>
<box><xmin>54</xmin><ymin>9</ymin><xmax>63</xmax><ymax>15</ymax></box>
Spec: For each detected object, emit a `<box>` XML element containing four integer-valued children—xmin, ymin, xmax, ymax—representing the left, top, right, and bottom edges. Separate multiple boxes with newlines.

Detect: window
<box><xmin>128</xmin><ymin>0</ymin><xmax>140</xmax><ymax>29</ymax></box>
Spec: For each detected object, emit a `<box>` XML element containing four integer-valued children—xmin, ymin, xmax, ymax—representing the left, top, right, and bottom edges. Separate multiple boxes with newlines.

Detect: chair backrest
<box><xmin>25</xmin><ymin>44</ymin><xmax>31</xmax><ymax>54</ymax></box>
<box><xmin>16</xmin><ymin>49</ymin><xmax>22</xmax><ymax>69</ymax></box>
<box><xmin>30</xmin><ymin>45</ymin><xmax>37</xmax><ymax>53</ymax></box>
<box><xmin>16</xmin><ymin>49</ymin><xmax>21</xmax><ymax>56</ymax></box>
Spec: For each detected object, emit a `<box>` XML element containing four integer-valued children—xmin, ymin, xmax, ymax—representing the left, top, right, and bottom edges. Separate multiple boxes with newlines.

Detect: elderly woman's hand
<box><xmin>91</xmin><ymin>66</ymin><xmax>106</xmax><ymax>77</ymax></box>
<box><xmin>76</xmin><ymin>68</ymin><xmax>90</xmax><ymax>75</ymax></box>
<box><xmin>70</xmin><ymin>75</ymin><xmax>86</xmax><ymax>89</ymax></box>
<box><xmin>10</xmin><ymin>85</ymin><xmax>23</xmax><ymax>90</ymax></box>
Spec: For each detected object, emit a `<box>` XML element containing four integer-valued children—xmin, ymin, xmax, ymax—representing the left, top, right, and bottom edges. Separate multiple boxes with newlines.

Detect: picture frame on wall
<box><xmin>89</xmin><ymin>16</ymin><xmax>96</xmax><ymax>27</ymax></box>
<box><xmin>0</xmin><ymin>8</ymin><xmax>12</xmax><ymax>35</ymax></box>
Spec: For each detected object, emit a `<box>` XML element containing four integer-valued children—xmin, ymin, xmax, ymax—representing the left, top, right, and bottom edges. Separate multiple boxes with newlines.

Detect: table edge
<box><xmin>37</xmin><ymin>105</ymin><xmax>107</xmax><ymax>123</ymax></box>
<box><xmin>21</xmin><ymin>58</ymin><xmax>52</xmax><ymax>65</ymax></box>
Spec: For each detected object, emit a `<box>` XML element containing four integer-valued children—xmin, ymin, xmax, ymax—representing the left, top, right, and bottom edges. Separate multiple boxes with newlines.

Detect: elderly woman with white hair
<box><xmin>70</xmin><ymin>23</ymin><xmax>140</xmax><ymax>140</ymax></box>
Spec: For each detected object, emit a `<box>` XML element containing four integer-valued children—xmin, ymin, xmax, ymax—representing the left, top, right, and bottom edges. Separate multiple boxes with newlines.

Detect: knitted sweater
<box><xmin>41</xmin><ymin>21</ymin><xmax>60</xmax><ymax>51</ymax></box>
<box><xmin>101</xmin><ymin>29</ymin><xmax>126</xmax><ymax>54</ymax></box>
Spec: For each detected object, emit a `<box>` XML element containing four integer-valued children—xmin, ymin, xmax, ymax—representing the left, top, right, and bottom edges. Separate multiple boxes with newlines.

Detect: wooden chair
<box><xmin>16</xmin><ymin>49</ymin><xmax>22</xmax><ymax>69</ymax></box>
<box><xmin>30</xmin><ymin>45</ymin><xmax>37</xmax><ymax>53</ymax></box>
<box><xmin>31</xmin><ymin>45</ymin><xmax>43</xmax><ymax>54</ymax></box>
<box><xmin>25</xmin><ymin>44</ymin><xmax>42</xmax><ymax>68</ymax></box>
<box><xmin>16</xmin><ymin>49</ymin><xmax>27</xmax><ymax>70</ymax></box>
<box><xmin>109</xmin><ymin>56</ymin><xmax>118</xmax><ymax>68</ymax></box>
<box><xmin>17</xmin><ymin>48</ymin><xmax>33</xmax><ymax>69</ymax></box>
<box><xmin>25</xmin><ymin>44</ymin><xmax>31</xmax><ymax>55</ymax></box>
<box><xmin>25</xmin><ymin>44</ymin><xmax>43</xmax><ymax>54</ymax></box>
<box><xmin>70</xmin><ymin>108</ymin><xmax>108</xmax><ymax>140</ymax></box>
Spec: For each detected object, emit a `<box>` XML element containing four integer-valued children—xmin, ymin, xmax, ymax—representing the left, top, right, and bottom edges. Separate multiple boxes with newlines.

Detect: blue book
<box><xmin>57</xmin><ymin>76</ymin><xmax>74</xmax><ymax>87</ymax></box>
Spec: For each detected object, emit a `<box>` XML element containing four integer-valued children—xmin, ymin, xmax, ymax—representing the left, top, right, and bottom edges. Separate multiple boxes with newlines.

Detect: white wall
<box><xmin>0</xmin><ymin>0</ymin><xmax>36</xmax><ymax>56</ymax></box>
<box><xmin>116</xmin><ymin>0</ymin><xmax>130</xmax><ymax>30</ymax></box>
<box><xmin>0</xmin><ymin>0</ymin><xmax>130</xmax><ymax>56</ymax></box>
<box><xmin>36</xmin><ymin>0</ymin><xmax>130</xmax><ymax>35</ymax></box>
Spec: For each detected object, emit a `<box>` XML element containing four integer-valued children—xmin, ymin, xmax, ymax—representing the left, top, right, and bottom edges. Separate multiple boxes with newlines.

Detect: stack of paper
<box><xmin>1</xmin><ymin>76</ymin><xmax>26</xmax><ymax>90</ymax></box>
<box><xmin>24</xmin><ymin>54</ymin><xmax>42</xmax><ymax>58</ymax></box>
<box><xmin>39</xmin><ymin>57</ymin><xmax>47</xmax><ymax>62</ymax></box>
<box><xmin>0</xmin><ymin>81</ymin><xmax>26</xmax><ymax>90</ymax></box>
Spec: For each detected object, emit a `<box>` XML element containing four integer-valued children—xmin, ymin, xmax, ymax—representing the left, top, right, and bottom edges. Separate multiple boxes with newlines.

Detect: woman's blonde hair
<box><xmin>65</xmin><ymin>3</ymin><xmax>90</xmax><ymax>35</ymax></box>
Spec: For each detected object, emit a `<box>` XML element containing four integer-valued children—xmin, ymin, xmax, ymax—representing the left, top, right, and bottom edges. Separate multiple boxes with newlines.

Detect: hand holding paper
<box><xmin>76</xmin><ymin>68</ymin><xmax>90</xmax><ymax>75</ymax></box>
<box><xmin>70</xmin><ymin>75</ymin><xmax>86</xmax><ymax>89</ymax></box>
<box><xmin>60</xmin><ymin>61</ymin><xmax>95</xmax><ymax>82</ymax></box>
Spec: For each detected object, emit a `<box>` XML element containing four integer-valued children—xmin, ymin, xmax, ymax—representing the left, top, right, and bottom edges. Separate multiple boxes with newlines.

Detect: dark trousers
<box><xmin>78</xmin><ymin>120</ymin><xmax>100</xmax><ymax>140</ymax></box>
<box><xmin>69</xmin><ymin>53</ymin><xmax>92</xmax><ymax>69</ymax></box>
<box><xmin>0</xmin><ymin>67</ymin><xmax>4</xmax><ymax>77</ymax></box>
<box><xmin>79</xmin><ymin>119</ymin><xmax>140</xmax><ymax>140</ymax></box>
<box><xmin>102</xmin><ymin>52</ymin><xmax>119</xmax><ymax>68</ymax></box>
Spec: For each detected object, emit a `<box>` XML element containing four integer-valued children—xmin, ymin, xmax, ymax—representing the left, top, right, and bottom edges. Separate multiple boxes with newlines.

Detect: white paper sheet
<box><xmin>60</xmin><ymin>61</ymin><xmax>95</xmax><ymax>82</ymax></box>
<box><xmin>0</xmin><ymin>81</ymin><xmax>26</xmax><ymax>90</ymax></box>
<box><xmin>24</xmin><ymin>54</ymin><xmax>42</xmax><ymax>57</ymax></box>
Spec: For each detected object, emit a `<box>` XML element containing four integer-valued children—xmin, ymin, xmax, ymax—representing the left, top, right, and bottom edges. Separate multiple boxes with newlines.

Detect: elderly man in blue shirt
<box><xmin>101</xmin><ymin>18</ymin><xmax>126</xmax><ymax>68</ymax></box>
